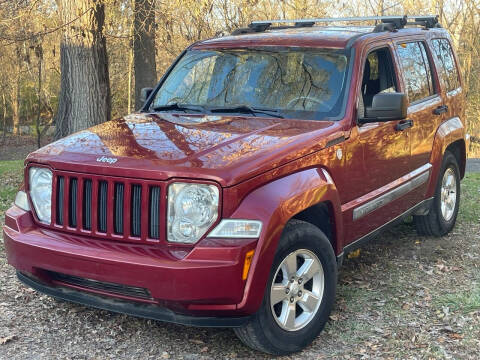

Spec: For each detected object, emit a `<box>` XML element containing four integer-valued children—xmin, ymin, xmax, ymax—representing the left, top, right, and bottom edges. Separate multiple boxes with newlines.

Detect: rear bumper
<box><xmin>3</xmin><ymin>206</ymin><xmax>258</xmax><ymax>320</ymax></box>
<box><xmin>16</xmin><ymin>271</ymin><xmax>251</xmax><ymax>327</ymax></box>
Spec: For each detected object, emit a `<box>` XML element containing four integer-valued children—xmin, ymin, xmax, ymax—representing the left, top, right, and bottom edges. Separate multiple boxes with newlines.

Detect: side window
<box><xmin>358</xmin><ymin>47</ymin><xmax>398</xmax><ymax>116</ymax></box>
<box><xmin>397</xmin><ymin>42</ymin><xmax>436</xmax><ymax>103</ymax></box>
<box><xmin>431</xmin><ymin>39</ymin><xmax>460</xmax><ymax>92</ymax></box>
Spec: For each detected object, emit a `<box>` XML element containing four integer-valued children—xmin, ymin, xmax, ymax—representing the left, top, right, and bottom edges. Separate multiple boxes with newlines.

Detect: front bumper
<box><xmin>17</xmin><ymin>272</ymin><xmax>251</xmax><ymax>327</ymax></box>
<box><xmin>3</xmin><ymin>206</ymin><xmax>258</xmax><ymax>322</ymax></box>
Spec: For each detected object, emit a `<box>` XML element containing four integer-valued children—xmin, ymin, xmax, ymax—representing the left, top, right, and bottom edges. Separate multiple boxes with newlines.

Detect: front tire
<box><xmin>414</xmin><ymin>151</ymin><xmax>460</xmax><ymax>236</ymax></box>
<box><xmin>234</xmin><ymin>220</ymin><xmax>337</xmax><ymax>355</ymax></box>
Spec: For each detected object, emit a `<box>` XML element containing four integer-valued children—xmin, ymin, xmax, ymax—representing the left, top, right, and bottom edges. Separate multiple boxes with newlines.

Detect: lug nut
<box><xmin>298</xmin><ymin>278</ymin><xmax>303</xmax><ymax>284</ymax></box>
<box><xmin>290</xmin><ymin>277</ymin><xmax>295</xmax><ymax>283</ymax></box>
<box><xmin>285</xmin><ymin>288</ymin><xmax>290</xmax><ymax>294</ymax></box>
<box><xmin>290</xmin><ymin>297</ymin><xmax>294</xmax><ymax>303</ymax></box>
<box><xmin>298</xmin><ymin>290</ymin><xmax>302</xmax><ymax>297</ymax></box>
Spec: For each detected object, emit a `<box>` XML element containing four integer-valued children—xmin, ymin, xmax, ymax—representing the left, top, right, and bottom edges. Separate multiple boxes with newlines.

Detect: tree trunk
<box><xmin>35</xmin><ymin>45</ymin><xmax>43</xmax><ymax>148</ymax></box>
<box><xmin>127</xmin><ymin>21</ymin><xmax>134</xmax><ymax>113</ymax></box>
<box><xmin>12</xmin><ymin>48</ymin><xmax>21</xmax><ymax>136</ymax></box>
<box><xmin>134</xmin><ymin>0</ymin><xmax>157</xmax><ymax>110</ymax></box>
<box><xmin>1</xmin><ymin>93</ymin><xmax>6</xmax><ymax>146</ymax></box>
<box><xmin>54</xmin><ymin>0</ymin><xmax>111</xmax><ymax>140</ymax></box>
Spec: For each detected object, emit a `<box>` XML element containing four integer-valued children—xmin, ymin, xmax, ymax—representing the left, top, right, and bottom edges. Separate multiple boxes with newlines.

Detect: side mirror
<box><xmin>359</xmin><ymin>93</ymin><xmax>407</xmax><ymax>124</ymax></box>
<box><xmin>140</xmin><ymin>87</ymin><xmax>153</xmax><ymax>105</ymax></box>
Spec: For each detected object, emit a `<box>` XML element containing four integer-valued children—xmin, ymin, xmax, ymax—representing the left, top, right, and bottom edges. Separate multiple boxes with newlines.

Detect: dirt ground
<box><xmin>0</xmin><ymin>138</ymin><xmax>479</xmax><ymax>359</ymax></box>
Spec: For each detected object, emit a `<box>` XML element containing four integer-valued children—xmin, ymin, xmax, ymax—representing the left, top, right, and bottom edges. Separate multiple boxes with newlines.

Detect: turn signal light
<box><xmin>242</xmin><ymin>249</ymin><xmax>255</xmax><ymax>280</ymax></box>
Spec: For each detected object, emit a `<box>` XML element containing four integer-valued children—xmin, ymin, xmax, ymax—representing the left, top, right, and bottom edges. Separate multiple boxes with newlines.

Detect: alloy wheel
<box><xmin>270</xmin><ymin>249</ymin><xmax>324</xmax><ymax>331</ymax></box>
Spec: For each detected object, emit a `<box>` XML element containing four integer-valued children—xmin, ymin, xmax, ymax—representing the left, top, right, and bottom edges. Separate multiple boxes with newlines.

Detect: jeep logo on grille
<box><xmin>96</xmin><ymin>156</ymin><xmax>118</xmax><ymax>164</ymax></box>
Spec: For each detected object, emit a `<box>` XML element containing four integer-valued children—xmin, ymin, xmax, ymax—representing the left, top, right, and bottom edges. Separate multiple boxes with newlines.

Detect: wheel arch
<box><xmin>427</xmin><ymin>117</ymin><xmax>466</xmax><ymax>197</ymax></box>
<box><xmin>230</xmin><ymin>167</ymin><xmax>343</xmax><ymax>314</ymax></box>
<box><xmin>291</xmin><ymin>201</ymin><xmax>338</xmax><ymax>254</ymax></box>
<box><xmin>445</xmin><ymin>139</ymin><xmax>466</xmax><ymax>179</ymax></box>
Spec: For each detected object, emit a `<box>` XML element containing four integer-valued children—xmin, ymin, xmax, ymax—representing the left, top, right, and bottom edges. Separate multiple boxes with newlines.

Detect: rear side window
<box><xmin>397</xmin><ymin>42</ymin><xmax>436</xmax><ymax>103</ymax></box>
<box><xmin>431</xmin><ymin>39</ymin><xmax>460</xmax><ymax>92</ymax></box>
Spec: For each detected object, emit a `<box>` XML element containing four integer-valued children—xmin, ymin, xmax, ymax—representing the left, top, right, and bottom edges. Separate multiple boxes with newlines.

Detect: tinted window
<box><xmin>397</xmin><ymin>42</ymin><xmax>435</xmax><ymax>103</ymax></box>
<box><xmin>152</xmin><ymin>49</ymin><xmax>349</xmax><ymax>120</ymax></box>
<box><xmin>431</xmin><ymin>39</ymin><xmax>460</xmax><ymax>92</ymax></box>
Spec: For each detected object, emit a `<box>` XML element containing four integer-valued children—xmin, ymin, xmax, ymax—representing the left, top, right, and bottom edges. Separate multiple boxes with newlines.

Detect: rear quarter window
<box><xmin>431</xmin><ymin>39</ymin><xmax>461</xmax><ymax>92</ymax></box>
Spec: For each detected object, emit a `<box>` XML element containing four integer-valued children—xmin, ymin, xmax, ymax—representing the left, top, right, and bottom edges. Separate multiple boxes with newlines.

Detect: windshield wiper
<box><xmin>152</xmin><ymin>103</ymin><xmax>205</xmax><ymax>113</ymax></box>
<box><xmin>210</xmin><ymin>105</ymin><xmax>284</xmax><ymax>118</ymax></box>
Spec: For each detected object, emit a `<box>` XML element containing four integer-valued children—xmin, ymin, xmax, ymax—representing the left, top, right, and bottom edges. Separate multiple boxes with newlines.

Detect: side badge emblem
<box><xmin>336</xmin><ymin>148</ymin><xmax>343</xmax><ymax>160</ymax></box>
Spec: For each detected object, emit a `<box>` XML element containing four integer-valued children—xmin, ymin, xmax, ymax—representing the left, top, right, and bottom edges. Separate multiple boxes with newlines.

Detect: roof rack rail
<box><xmin>240</xmin><ymin>15</ymin><xmax>440</xmax><ymax>34</ymax></box>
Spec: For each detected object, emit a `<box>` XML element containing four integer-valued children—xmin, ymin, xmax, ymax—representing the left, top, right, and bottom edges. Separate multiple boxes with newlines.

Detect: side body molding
<box><xmin>230</xmin><ymin>167</ymin><xmax>343</xmax><ymax>314</ymax></box>
<box><xmin>427</xmin><ymin>117</ymin><xmax>466</xmax><ymax>198</ymax></box>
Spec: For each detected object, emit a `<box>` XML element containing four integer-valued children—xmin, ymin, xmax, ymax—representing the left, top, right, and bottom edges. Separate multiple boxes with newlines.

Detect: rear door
<box><xmin>394</xmin><ymin>40</ymin><xmax>443</xmax><ymax>169</ymax></box>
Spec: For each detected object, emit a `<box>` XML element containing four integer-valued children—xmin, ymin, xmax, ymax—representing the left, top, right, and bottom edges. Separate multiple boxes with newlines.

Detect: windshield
<box><xmin>150</xmin><ymin>48</ymin><xmax>349</xmax><ymax>120</ymax></box>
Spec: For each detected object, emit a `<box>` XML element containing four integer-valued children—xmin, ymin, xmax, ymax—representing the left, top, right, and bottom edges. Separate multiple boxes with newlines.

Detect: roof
<box><xmin>193</xmin><ymin>27</ymin><xmax>371</xmax><ymax>50</ymax></box>
<box><xmin>192</xmin><ymin>24</ymin><xmax>448</xmax><ymax>50</ymax></box>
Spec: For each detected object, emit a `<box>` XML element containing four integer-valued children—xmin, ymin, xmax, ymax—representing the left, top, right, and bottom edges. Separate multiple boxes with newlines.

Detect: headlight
<box><xmin>167</xmin><ymin>182</ymin><xmax>219</xmax><ymax>243</ymax></box>
<box><xmin>29</xmin><ymin>167</ymin><xmax>53</xmax><ymax>223</ymax></box>
<box><xmin>14</xmin><ymin>190</ymin><xmax>30</xmax><ymax>211</ymax></box>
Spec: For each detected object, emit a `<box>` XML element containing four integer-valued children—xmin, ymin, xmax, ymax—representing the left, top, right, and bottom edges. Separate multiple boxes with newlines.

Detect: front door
<box><xmin>342</xmin><ymin>42</ymin><xmax>412</xmax><ymax>243</ymax></box>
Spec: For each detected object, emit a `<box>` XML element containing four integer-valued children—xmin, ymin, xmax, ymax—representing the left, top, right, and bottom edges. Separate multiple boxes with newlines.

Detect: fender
<box><xmin>230</xmin><ymin>167</ymin><xmax>343</xmax><ymax>314</ymax></box>
<box><xmin>427</xmin><ymin>117</ymin><xmax>466</xmax><ymax>198</ymax></box>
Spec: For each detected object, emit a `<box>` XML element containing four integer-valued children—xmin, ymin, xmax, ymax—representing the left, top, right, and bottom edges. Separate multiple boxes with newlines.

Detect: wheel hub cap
<box><xmin>270</xmin><ymin>249</ymin><xmax>324</xmax><ymax>331</ymax></box>
<box><xmin>440</xmin><ymin>168</ymin><xmax>457</xmax><ymax>222</ymax></box>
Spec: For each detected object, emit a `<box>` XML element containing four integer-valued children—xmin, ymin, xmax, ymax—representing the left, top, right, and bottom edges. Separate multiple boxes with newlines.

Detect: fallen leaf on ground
<box><xmin>189</xmin><ymin>339</ymin><xmax>204</xmax><ymax>344</ymax></box>
<box><xmin>448</xmin><ymin>333</ymin><xmax>464</xmax><ymax>340</ymax></box>
<box><xmin>0</xmin><ymin>335</ymin><xmax>16</xmax><ymax>345</ymax></box>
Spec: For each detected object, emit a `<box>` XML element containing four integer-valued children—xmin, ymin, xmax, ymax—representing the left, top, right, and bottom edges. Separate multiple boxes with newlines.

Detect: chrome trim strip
<box><xmin>344</xmin><ymin>198</ymin><xmax>434</xmax><ymax>255</ymax></box>
<box><xmin>353</xmin><ymin>169</ymin><xmax>430</xmax><ymax>221</ymax></box>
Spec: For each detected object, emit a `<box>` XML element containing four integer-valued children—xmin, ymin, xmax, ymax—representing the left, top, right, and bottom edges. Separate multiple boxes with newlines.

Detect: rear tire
<box><xmin>414</xmin><ymin>151</ymin><xmax>460</xmax><ymax>237</ymax></box>
<box><xmin>234</xmin><ymin>219</ymin><xmax>337</xmax><ymax>355</ymax></box>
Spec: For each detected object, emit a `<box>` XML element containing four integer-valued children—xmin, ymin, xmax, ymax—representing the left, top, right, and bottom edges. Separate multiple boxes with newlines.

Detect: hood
<box><xmin>28</xmin><ymin>113</ymin><xmax>344</xmax><ymax>186</ymax></box>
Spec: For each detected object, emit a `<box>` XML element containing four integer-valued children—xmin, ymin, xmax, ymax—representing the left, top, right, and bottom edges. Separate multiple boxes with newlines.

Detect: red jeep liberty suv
<box><xmin>3</xmin><ymin>15</ymin><xmax>467</xmax><ymax>355</ymax></box>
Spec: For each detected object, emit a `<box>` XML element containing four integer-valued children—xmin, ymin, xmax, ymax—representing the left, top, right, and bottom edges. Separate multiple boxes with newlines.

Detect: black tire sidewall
<box><xmin>434</xmin><ymin>152</ymin><xmax>461</xmax><ymax>232</ymax></box>
<box><xmin>255</xmin><ymin>222</ymin><xmax>337</xmax><ymax>354</ymax></box>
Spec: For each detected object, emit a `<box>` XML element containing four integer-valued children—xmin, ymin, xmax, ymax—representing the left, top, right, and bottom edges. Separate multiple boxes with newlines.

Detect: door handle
<box><xmin>395</xmin><ymin>119</ymin><xmax>413</xmax><ymax>131</ymax></box>
<box><xmin>434</xmin><ymin>105</ymin><xmax>448</xmax><ymax>115</ymax></box>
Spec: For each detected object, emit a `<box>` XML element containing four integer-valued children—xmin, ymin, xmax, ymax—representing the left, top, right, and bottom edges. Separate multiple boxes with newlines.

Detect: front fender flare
<box><xmin>230</xmin><ymin>167</ymin><xmax>342</xmax><ymax>314</ymax></box>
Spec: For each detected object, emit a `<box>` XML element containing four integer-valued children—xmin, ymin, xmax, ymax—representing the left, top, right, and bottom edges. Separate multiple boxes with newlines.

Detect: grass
<box><xmin>436</xmin><ymin>286</ymin><xmax>480</xmax><ymax>314</ymax></box>
<box><xmin>458</xmin><ymin>173</ymin><xmax>480</xmax><ymax>222</ymax></box>
<box><xmin>0</xmin><ymin>160</ymin><xmax>23</xmax><ymax>176</ymax></box>
<box><xmin>0</xmin><ymin>160</ymin><xmax>24</xmax><ymax>219</ymax></box>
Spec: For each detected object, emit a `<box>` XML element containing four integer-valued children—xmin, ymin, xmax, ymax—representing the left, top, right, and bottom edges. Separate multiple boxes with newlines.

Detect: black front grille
<box><xmin>131</xmin><ymin>184</ymin><xmax>142</xmax><ymax>237</ymax></box>
<box><xmin>83</xmin><ymin>179</ymin><xmax>92</xmax><ymax>230</ymax></box>
<box><xmin>114</xmin><ymin>183</ymin><xmax>124</xmax><ymax>234</ymax></box>
<box><xmin>48</xmin><ymin>271</ymin><xmax>152</xmax><ymax>300</ymax></box>
<box><xmin>51</xmin><ymin>172</ymin><xmax>165</xmax><ymax>242</ymax></box>
<box><xmin>69</xmin><ymin>178</ymin><xmax>78</xmax><ymax>227</ymax></box>
<box><xmin>98</xmin><ymin>181</ymin><xmax>108</xmax><ymax>233</ymax></box>
<box><xmin>149</xmin><ymin>186</ymin><xmax>161</xmax><ymax>239</ymax></box>
<box><xmin>56</xmin><ymin>176</ymin><xmax>64</xmax><ymax>225</ymax></box>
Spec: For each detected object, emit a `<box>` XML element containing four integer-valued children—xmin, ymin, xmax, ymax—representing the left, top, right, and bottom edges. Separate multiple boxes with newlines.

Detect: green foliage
<box><xmin>0</xmin><ymin>160</ymin><xmax>23</xmax><ymax>176</ymax></box>
<box><xmin>0</xmin><ymin>160</ymin><xmax>23</xmax><ymax>216</ymax></box>
<box><xmin>436</xmin><ymin>285</ymin><xmax>480</xmax><ymax>314</ymax></box>
<box><xmin>459</xmin><ymin>173</ymin><xmax>480</xmax><ymax>223</ymax></box>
